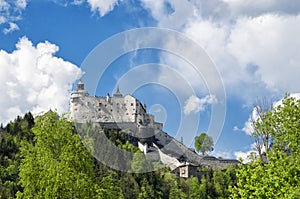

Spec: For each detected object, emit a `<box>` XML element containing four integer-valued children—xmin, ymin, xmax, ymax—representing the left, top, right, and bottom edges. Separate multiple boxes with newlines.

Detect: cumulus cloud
<box><xmin>137</xmin><ymin>0</ymin><xmax>300</xmax><ymax>102</ymax></box>
<box><xmin>184</xmin><ymin>95</ymin><xmax>217</xmax><ymax>115</ymax></box>
<box><xmin>222</xmin><ymin>0</ymin><xmax>300</xmax><ymax>17</ymax></box>
<box><xmin>0</xmin><ymin>37</ymin><xmax>82</xmax><ymax>124</ymax></box>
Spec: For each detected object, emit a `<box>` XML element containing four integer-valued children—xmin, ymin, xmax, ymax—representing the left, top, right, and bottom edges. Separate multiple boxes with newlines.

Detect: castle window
<box><xmin>131</xmin><ymin>103</ymin><xmax>134</xmax><ymax>106</ymax></box>
<box><xmin>111</xmin><ymin>109</ymin><xmax>113</xmax><ymax>112</ymax></box>
<box><xmin>99</xmin><ymin>103</ymin><xmax>102</xmax><ymax>106</ymax></box>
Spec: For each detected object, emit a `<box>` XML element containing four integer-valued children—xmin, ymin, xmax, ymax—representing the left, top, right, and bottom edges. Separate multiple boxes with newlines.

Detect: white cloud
<box><xmin>86</xmin><ymin>0</ymin><xmax>120</xmax><ymax>17</ymax></box>
<box><xmin>72</xmin><ymin>0</ymin><xmax>85</xmax><ymax>5</ymax></box>
<box><xmin>242</xmin><ymin>93</ymin><xmax>300</xmax><ymax>135</ymax></box>
<box><xmin>234</xmin><ymin>150</ymin><xmax>256</xmax><ymax>163</ymax></box>
<box><xmin>3</xmin><ymin>22</ymin><xmax>19</xmax><ymax>34</ymax></box>
<box><xmin>140</xmin><ymin>0</ymin><xmax>196</xmax><ymax>30</ymax></box>
<box><xmin>184</xmin><ymin>95</ymin><xmax>217</xmax><ymax>115</ymax></box>
<box><xmin>138</xmin><ymin>0</ymin><xmax>300</xmax><ymax>102</ymax></box>
<box><xmin>0</xmin><ymin>37</ymin><xmax>82</xmax><ymax>124</ymax></box>
<box><xmin>241</xmin><ymin>107</ymin><xmax>259</xmax><ymax>135</ymax></box>
<box><xmin>15</xmin><ymin>0</ymin><xmax>27</xmax><ymax>9</ymax></box>
<box><xmin>233</xmin><ymin>125</ymin><xmax>240</xmax><ymax>131</ymax></box>
<box><xmin>222</xmin><ymin>0</ymin><xmax>300</xmax><ymax>17</ymax></box>
<box><xmin>228</xmin><ymin>14</ymin><xmax>300</xmax><ymax>93</ymax></box>
<box><xmin>0</xmin><ymin>0</ymin><xmax>28</xmax><ymax>32</ymax></box>
<box><xmin>212</xmin><ymin>150</ymin><xmax>233</xmax><ymax>159</ymax></box>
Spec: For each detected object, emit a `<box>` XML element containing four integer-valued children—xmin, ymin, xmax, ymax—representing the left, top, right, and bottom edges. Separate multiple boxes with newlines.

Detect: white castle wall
<box><xmin>70</xmin><ymin>81</ymin><xmax>162</xmax><ymax>131</ymax></box>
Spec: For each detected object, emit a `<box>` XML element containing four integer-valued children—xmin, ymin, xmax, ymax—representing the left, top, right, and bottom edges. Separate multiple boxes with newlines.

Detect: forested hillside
<box><xmin>0</xmin><ymin>112</ymin><xmax>236</xmax><ymax>199</ymax></box>
<box><xmin>0</xmin><ymin>94</ymin><xmax>299</xmax><ymax>199</ymax></box>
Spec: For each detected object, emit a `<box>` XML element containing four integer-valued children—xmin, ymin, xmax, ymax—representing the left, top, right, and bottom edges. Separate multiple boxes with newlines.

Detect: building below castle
<box><xmin>70</xmin><ymin>81</ymin><xmax>240</xmax><ymax>178</ymax></box>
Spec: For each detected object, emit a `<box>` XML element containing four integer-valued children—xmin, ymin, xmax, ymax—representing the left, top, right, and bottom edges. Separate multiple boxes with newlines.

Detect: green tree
<box><xmin>230</xmin><ymin>95</ymin><xmax>300</xmax><ymax>198</ymax></box>
<box><xmin>16</xmin><ymin>112</ymin><xmax>96</xmax><ymax>199</ymax></box>
<box><xmin>194</xmin><ymin>133</ymin><xmax>214</xmax><ymax>156</ymax></box>
<box><xmin>96</xmin><ymin>170</ymin><xmax>124</xmax><ymax>199</ymax></box>
<box><xmin>0</xmin><ymin>113</ymin><xmax>35</xmax><ymax>198</ymax></box>
<box><xmin>131</xmin><ymin>150</ymin><xmax>152</xmax><ymax>173</ymax></box>
<box><xmin>137</xmin><ymin>178</ymin><xmax>155</xmax><ymax>199</ymax></box>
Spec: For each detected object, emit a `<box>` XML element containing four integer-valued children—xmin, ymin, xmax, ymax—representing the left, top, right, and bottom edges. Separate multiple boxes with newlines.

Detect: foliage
<box><xmin>250</xmin><ymin>97</ymin><xmax>272</xmax><ymax>160</ymax></box>
<box><xmin>194</xmin><ymin>133</ymin><xmax>214</xmax><ymax>156</ymax></box>
<box><xmin>0</xmin><ymin>112</ymin><xmax>34</xmax><ymax>198</ymax></box>
<box><xmin>230</xmin><ymin>95</ymin><xmax>300</xmax><ymax>198</ymax></box>
<box><xmin>16</xmin><ymin>112</ymin><xmax>96</xmax><ymax>199</ymax></box>
<box><xmin>0</xmin><ymin>112</ymin><xmax>237</xmax><ymax>199</ymax></box>
<box><xmin>96</xmin><ymin>170</ymin><xmax>124</xmax><ymax>199</ymax></box>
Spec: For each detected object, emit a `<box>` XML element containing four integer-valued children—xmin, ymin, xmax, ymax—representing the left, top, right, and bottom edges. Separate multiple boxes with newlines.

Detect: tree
<box><xmin>17</xmin><ymin>112</ymin><xmax>96</xmax><ymax>199</ymax></box>
<box><xmin>137</xmin><ymin>178</ymin><xmax>155</xmax><ymax>199</ymax></box>
<box><xmin>194</xmin><ymin>133</ymin><xmax>214</xmax><ymax>156</ymax></box>
<box><xmin>250</xmin><ymin>97</ymin><xmax>272</xmax><ymax>161</ymax></box>
<box><xmin>131</xmin><ymin>150</ymin><xmax>152</xmax><ymax>173</ymax></box>
<box><xmin>230</xmin><ymin>95</ymin><xmax>300</xmax><ymax>198</ymax></box>
<box><xmin>0</xmin><ymin>113</ymin><xmax>35</xmax><ymax>198</ymax></box>
<box><xmin>96</xmin><ymin>170</ymin><xmax>124</xmax><ymax>199</ymax></box>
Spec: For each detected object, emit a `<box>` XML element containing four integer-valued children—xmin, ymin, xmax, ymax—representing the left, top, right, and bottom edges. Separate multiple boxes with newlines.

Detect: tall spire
<box><xmin>113</xmin><ymin>86</ymin><xmax>123</xmax><ymax>97</ymax></box>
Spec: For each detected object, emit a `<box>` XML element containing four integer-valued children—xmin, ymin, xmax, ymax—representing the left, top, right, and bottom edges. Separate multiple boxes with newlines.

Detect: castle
<box><xmin>70</xmin><ymin>81</ymin><xmax>239</xmax><ymax>177</ymax></box>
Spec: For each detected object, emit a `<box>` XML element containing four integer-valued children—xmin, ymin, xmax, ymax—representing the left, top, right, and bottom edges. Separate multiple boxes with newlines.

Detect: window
<box><xmin>131</xmin><ymin>103</ymin><xmax>134</xmax><ymax>106</ymax></box>
<box><xmin>99</xmin><ymin>103</ymin><xmax>102</xmax><ymax>106</ymax></box>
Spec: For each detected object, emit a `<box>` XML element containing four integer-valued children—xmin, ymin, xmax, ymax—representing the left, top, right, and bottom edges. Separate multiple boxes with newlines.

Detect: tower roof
<box><xmin>113</xmin><ymin>86</ymin><xmax>123</xmax><ymax>97</ymax></box>
<box><xmin>77</xmin><ymin>80</ymin><xmax>85</xmax><ymax>91</ymax></box>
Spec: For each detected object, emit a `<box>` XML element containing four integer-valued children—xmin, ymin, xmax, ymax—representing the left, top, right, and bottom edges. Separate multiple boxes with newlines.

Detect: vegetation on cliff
<box><xmin>1</xmin><ymin>94</ymin><xmax>299</xmax><ymax>198</ymax></box>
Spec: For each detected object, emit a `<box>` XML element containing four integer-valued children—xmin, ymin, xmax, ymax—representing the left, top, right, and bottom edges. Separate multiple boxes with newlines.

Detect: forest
<box><xmin>0</xmin><ymin>95</ymin><xmax>299</xmax><ymax>198</ymax></box>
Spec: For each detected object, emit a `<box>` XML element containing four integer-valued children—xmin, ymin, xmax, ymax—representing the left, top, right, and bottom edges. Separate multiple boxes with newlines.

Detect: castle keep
<box><xmin>70</xmin><ymin>81</ymin><xmax>239</xmax><ymax>177</ymax></box>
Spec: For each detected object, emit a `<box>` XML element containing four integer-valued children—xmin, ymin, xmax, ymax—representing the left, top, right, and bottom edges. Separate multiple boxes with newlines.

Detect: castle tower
<box><xmin>77</xmin><ymin>80</ymin><xmax>85</xmax><ymax>91</ymax></box>
<box><xmin>113</xmin><ymin>86</ymin><xmax>123</xmax><ymax>97</ymax></box>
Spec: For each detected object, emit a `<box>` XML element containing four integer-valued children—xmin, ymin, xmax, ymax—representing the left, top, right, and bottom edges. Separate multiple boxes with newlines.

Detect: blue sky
<box><xmin>1</xmin><ymin>0</ymin><xmax>300</xmax><ymax>161</ymax></box>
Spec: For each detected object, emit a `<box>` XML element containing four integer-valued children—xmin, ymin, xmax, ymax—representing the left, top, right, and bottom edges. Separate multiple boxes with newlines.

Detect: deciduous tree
<box><xmin>194</xmin><ymin>133</ymin><xmax>214</xmax><ymax>156</ymax></box>
<box><xmin>230</xmin><ymin>95</ymin><xmax>300</xmax><ymax>198</ymax></box>
<box><xmin>17</xmin><ymin>112</ymin><xmax>96</xmax><ymax>199</ymax></box>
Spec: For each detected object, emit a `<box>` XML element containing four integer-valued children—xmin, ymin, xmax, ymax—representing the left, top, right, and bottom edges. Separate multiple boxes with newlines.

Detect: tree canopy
<box><xmin>230</xmin><ymin>95</ymin><xmax>300</xmax><ymax>198</ymax></box>
<box><xmin>194</xmin><ymin>133</ymin><xmax>214</xmax><ymax>156</ymax></box>
<box><xmin>17</xmin><ymin>112</ymin><xmax>96</xmax><ymax>199</ymax></box>
<box><xmin>0</xmin><ymin>111</ymin><xmax>236</xmax><ymax>199</ymax></box>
